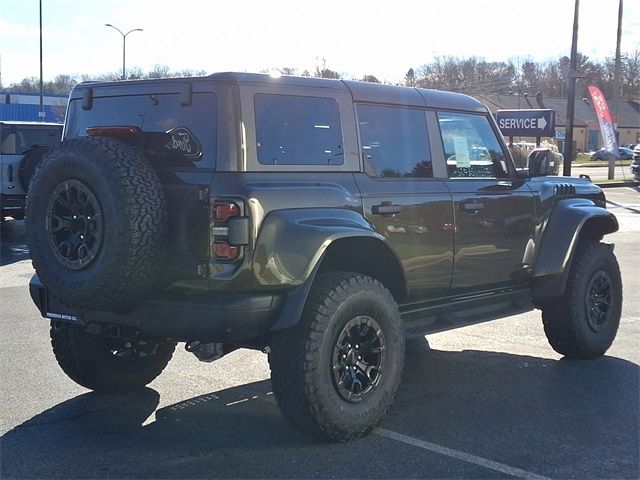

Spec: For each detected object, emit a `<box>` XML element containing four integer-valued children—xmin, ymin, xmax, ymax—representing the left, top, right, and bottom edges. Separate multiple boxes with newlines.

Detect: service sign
<box><xmin>496</xmin><ymin>109</ymin><xmax>556</xmax><ymax>138</ymax></box>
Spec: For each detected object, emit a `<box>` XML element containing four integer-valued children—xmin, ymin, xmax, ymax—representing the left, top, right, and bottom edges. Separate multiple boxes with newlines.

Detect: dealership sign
<box><xmin>496</xmin><ymin>109</ymin><xmax>556</xmax><ymax>137</ymax></box>
<box><xmin>587</xmin><ymin>85</ymin><xmax>618</xmax><ymax>156</ymax></box>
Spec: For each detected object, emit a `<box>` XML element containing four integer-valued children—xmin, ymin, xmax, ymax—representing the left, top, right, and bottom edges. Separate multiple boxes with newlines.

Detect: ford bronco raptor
<box><xmin>26</xmin><ymin>73</ymin><xmax>621</xmax><ymax>442</ymax></box>
<box><xmin>1</xmin><ymin>121</ymin><xmax>62</xmax><ymax>220</ymax></box>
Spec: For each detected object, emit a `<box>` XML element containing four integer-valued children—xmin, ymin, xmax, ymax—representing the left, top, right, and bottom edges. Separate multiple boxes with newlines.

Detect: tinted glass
<box><xmin>66</xmin><ymin>93</ymin><xmax>217</xmax><ymax>169</ymax></box>
<box><xmin>0</xmin><ymin>126</ymin><xmax>61</xmax><ymax>154</ymax></box>
<box><xmin>65</xmin><ymin>95</ymin><xmax>147</xmax><ymax>138</ymax></box>
<box><xmin>437</xmin><ymin>112</ymin><xmax>508</xmax><ymax>178</ymax></box>
<box><xmin>357</xmin><ymin>104</ymin><xmax>431</xmax><ymax>178</ymax></box>
<box><xmin>255</xmin><ymin>94</ymin><xmax>343</xmax><ymax>166</ymax></box>
<box><xmin>142</xmin><ymin>93</ymin><xmax>217</xmax><ymax>169</ymax></box>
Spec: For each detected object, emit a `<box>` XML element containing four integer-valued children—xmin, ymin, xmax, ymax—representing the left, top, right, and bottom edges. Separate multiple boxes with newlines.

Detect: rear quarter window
<box><xmin>254</xmin><ymin>94</ymin><xmax>343</xmax><ymax>166</ymax></box>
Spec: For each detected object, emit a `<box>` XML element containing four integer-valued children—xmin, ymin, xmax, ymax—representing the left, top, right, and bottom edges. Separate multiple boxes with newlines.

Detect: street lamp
<box><xmin>104</xmin><ymin>24</ymin><xmax>143</xmax><ymax>80</ymax></box>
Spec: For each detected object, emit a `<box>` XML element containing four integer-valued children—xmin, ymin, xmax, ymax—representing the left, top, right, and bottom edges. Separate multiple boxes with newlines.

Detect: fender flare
<box><xmin>251</xmin><ymin>208</ymin><xmax>405</xmax><ymax>332</ymax></box>
<box><xmin>531</xmin><ymin>198</ymin><xmax>618</xmax><ymax>303</ymax></box>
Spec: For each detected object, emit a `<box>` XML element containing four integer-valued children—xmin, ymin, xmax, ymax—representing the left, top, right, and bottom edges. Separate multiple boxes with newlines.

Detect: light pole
<box><xmin>562</xmin><ymin>0</ymin><xmax>579</xmax><ymax>176</ymax></box>
<box><xmin>104</xmin><ymin>24</ymin><xmax>143</xmax><ymax>80</ymax></box>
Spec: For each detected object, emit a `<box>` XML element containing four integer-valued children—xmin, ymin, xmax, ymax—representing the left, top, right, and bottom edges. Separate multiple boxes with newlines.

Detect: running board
<box><xmin>400</xmin><ymin>287</ymin><xmax>533</xmax><ymax>337</ymax></box>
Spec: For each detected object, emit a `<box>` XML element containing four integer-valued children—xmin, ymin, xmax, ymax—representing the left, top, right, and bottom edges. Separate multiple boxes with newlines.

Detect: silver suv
<box><xmin>0</xmin><ymin>121</ymin><xmax>62</xmax><ymax>220</ymax></box>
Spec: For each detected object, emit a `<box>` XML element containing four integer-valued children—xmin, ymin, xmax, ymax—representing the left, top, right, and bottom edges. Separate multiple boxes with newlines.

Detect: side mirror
<box><xmin>528</xmin><ymin>148</ymin><xmax>555</xmax><ymax>176</ymax></box>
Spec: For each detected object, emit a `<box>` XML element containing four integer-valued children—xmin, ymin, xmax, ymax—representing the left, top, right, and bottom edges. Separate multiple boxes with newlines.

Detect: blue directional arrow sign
<box><xmin>496</xmin><ymin>109</ymin><xmax>556</xmax><ymax>137</ymax></box>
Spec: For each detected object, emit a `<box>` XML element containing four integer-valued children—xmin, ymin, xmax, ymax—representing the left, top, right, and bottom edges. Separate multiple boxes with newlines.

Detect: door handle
<box><xmin>372</xmin><ymin>203</ymin><xmax>402</xmax><ymax>215</ymax></box>
<box><xmin>460</xmin><ymin>202</ymin><xmax>485</xmax><ymax>213</ymax></box>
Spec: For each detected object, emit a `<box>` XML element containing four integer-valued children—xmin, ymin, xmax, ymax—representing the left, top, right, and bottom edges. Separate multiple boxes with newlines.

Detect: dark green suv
<box><xmin>26</xmin><ymin>73</ymin><xmax>622</xmax><ymax>442</ymax></box>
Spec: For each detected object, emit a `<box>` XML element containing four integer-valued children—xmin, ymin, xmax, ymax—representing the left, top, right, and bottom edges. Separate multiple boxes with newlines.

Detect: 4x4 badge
<box><xmin>165</xmin><ymin>126</ymin><xmax>202</xmax><ymax>159</ymax></box>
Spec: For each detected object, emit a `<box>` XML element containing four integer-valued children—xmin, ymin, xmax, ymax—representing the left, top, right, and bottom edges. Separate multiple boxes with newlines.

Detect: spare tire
<box><xmin>26</xmin><ymin>136</ymin><xmax>168</xmax><ymax>310</ymax></box>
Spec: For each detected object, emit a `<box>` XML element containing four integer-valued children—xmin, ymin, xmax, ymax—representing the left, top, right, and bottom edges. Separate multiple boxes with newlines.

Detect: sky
<box><xmin>1</xmin><ymin>0</ymin><xmax>639</xmax><ymax>86</ymax></box>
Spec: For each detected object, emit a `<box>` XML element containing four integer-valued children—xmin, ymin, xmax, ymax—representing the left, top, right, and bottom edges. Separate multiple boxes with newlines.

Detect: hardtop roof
<box><xmin>71</xmin><ymin>72</ymin><xmax>487</xmax><ymax>112</ymax></box>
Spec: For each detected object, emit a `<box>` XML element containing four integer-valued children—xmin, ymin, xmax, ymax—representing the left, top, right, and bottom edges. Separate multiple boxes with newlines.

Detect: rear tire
<box><xmin>50</xmin><ymin>321</ymin><xmax>176</xmax><ymax>393</ymax></box>
<box><xmin>542</xmin><ymin>240</ymin><xmax>622</xmax><ymax>359</ymax></box>
<box><xmin>269</xmin><ymin>272</ymin><xmax>404</xmax><ymax>442</ymax></box>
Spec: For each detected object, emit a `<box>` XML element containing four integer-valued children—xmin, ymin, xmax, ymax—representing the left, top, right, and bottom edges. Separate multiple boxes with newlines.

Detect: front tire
<box><xmin>50</xmin><ymin>322</ymin><xmax>176</xmax><ymax>393</ymax></box>
<box><xmin>542</xmin><ymin>240</ymin><xmax>622</xmax><ymax>359</ymax></box>
<box><xmin>269</xmin><ymin>272</ymin><xmax>404</xmax><ymax>442</ymax></box>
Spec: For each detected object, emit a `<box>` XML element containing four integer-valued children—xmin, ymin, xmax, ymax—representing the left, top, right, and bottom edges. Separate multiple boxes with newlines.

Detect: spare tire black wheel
<box><xmin>26</xmin><ymin>136</ymin><xmax>168</xmax><ymax>310</ymax></box>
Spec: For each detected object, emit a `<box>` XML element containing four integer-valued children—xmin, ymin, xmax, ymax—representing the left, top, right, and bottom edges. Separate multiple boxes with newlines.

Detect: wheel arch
<box><xmin>316</xmin><ymin>236</ymin><xmax>407</xmax><ymax>301</ymax></box>
<box><xmin>531</xmin><ymin>198</ymin><xmax>618</xmax><ymax>304</ymax></box>
<box><xmin>257</xmin><ymin>209</ymin><xmax>407</xmax><ymax>332</ymax></box>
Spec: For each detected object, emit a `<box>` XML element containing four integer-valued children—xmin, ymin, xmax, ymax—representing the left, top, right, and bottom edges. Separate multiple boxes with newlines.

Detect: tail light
<box><xmin>213</xmin><ymin>241</ymin><xmax>239</xmax><ymax>260</ymax></box>
<box><xmin>213</xmin><ymin>201</ymin><xmax>240</xmax><ymax>223</ymax></box>
<box><xmin>210</xmin><ymin>200</ymin><xmax>248</xmax><ymax>262</ymax></box>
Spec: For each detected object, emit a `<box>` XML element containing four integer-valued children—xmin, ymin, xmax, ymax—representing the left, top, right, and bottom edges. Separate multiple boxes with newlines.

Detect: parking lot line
<box><xmin>376</xmin><ymin>428</ymin><xmax>552</xmax><ymax>480</ymax></box>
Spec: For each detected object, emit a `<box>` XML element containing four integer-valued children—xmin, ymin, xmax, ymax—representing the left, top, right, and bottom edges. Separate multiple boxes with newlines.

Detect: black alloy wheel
<box><xmin>332</xmin><ymin>315</ymin><xmax>385</xmax><ymax>402</ymax></box>
<box><xmin>46</xmin><ymin>179</ymin><xmax>104</xmax><ymax>270</ymax></box>
<box><xmin>585</xmin><ymin>270</ymin><xmax>613</xmax><ymax>333</ymax></box>
<box><xmin>269</xmin><ymin>272</ymin><xmax>405</xmax><ymax>442</ymax></box>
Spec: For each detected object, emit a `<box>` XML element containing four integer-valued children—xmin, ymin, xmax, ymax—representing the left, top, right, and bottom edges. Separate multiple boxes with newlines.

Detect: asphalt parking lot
<box><xmin>1</xmin><ymin>186</ymin><xmax>638</xmax><ymax>479</ymax></box>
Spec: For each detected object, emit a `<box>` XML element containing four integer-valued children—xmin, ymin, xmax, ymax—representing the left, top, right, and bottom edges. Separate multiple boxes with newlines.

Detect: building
<box><xmin>0</xmin><ymin>92</ymin><xmax>67</xmax><ymax>123</ymax></box>
<box><xmin>477</xmin><ymin>93</ymin><xmax>640</xmax><ymax>153</ymax></box>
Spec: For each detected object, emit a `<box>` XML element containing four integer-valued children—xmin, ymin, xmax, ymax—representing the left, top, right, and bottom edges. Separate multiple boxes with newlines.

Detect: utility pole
<box><xmin>563</xmin><ymin>0</ymin><xmax>580</xmax><ymax>176</ymax></box>
<box><xmin>609</xmin><ymin>0</ymin><xmax>623</xmax><ymax>180</ymax></box>
<box><xmin>39</xmin><ymin>0</ymin><xmax>44</xmax><ymax>122</ymax></box>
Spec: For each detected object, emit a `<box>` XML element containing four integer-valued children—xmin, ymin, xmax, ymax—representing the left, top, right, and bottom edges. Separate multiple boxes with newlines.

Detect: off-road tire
<box><xmin>25</xmin><ymin>136</ymin><xmax>167</xmax><ymax>310</ymax></box>
<box><xmin>542</xmin><ymin>240</ymin><xmax>622</xmax><ymax>359</ymax></box>
<box><xmin>269</xmin><ymin>272</ymin><xmax>404</xmax><ymax>442</ymax></box>
<box><xmin>50</xmin><ymin>321</ymin><xmax>176</xmax><ymax>393</ymax></box>
<box><xmin>19</xmin><ymin>145</ymin><xmax>48</xmax><ymax>192</ymax></box>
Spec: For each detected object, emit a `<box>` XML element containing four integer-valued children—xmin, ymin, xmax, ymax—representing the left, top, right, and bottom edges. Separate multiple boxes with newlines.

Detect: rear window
<box><xmin>0</xmin><ymin>126</ymin><xmax>61</xmax><ymax>155</ymax></box>
<box><xmin>65</xmin><ymin>95</ymin><xmax>147</xmax><ymax>138</ymax></box>
<box><xmin>142</xmin><ymin>93</ymin><xmax>217</xmax><ymax>169</ymax></box>
<box><xmin>254</xmin><ymin>94</ymin><xmax>343</xmax><ymax>166</ymax></box>
<box><xmin>65</xmin><ymin>92</ymin><xmax>217</xmax><ymax>169</ymax></box>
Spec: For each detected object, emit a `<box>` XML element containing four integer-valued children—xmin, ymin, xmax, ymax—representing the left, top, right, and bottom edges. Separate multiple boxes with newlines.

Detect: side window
<box><xmin>437</xmin><ymin>112</ymin><xmax>509</xmax><ymax>178</ymax></box>
<box><xmin>16</xmin><ymin>127</ymin><xmax>61</xmax><ymax>153</ymax></box>
<box><xmin>357</xmin><ymin>104</ymin><xmax>432</xmax><ymax>178</ymax></box>
<box><xmin>254</xmin><ymin>94</ymin><xmax>343</xmax><ymax>166</ymax></box>
<box><xmin>1</xmin><ymin>130</ymin><xmax>17</xmax><ymax>154</ymax></box>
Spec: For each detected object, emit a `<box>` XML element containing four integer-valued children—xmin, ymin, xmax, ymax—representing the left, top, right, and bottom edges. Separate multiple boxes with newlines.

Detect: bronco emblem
<box><xmin>164</xmin><ymin>127</ymin><xmax>203</xmax><ymax>159</ymax></box>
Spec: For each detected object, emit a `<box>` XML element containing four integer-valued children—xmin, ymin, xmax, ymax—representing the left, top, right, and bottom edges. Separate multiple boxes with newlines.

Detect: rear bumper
<box><xmin>1</xmin><ymin>194</ymin><xmax>26</xmax><ymax>216</ymax></box>
<box><xmin>29</xmin><ymin>276</ymin><xmax>283</xmax><ymax>343</ymax></box>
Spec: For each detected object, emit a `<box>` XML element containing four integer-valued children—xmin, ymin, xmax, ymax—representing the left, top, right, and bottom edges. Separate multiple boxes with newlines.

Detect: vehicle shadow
<box><xmin>1</xmin><ymin>343</ymin><xmax>638</xmax><ymax>479</ymax></box>
<box><xmin>0</xmin><ymin>219</ymin><xmax>29</xmax><ymax>266</ymax></box>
